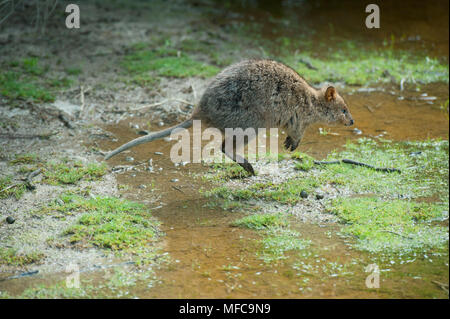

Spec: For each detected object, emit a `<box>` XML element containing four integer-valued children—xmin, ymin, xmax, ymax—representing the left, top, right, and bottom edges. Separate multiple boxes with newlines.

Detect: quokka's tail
<box><xmin>104</xmin><ymin>119</ymin><xmax>193</xmax><ymax>160</ymax></box>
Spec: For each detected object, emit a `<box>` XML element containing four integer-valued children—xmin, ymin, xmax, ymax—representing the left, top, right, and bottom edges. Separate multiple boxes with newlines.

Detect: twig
<box><xmin>313</xmin><ymin>159</ymin><xmax>401</xmax><ymax>173</ymax></box>
<box><xmin>25</xmin><ymin>168</ymin><xmax>42</xmax><ymax>190</ymax></box>
<box><xmin>0</xmin><ymin>131</ymin><xmax>57</xmax><ymax>139</ymax></box>
<box><xmin>172</xmin><ymin>185</ymin><xmax>184</xmax><ymax>193</ymax></box>
<box><xmin>379</xmin><ymin>230</ymin><xmax>413</xmax><ymax>239</ymax></box>
<box><xmin>131</xmin><ymin>98</ymin><xmax>195</xmax><ymax>111</ymax></box>
<box><xmin>432</xmin><ymin>281</ymin><xmax>449</xmax><ymax>294</ymax></box>
<box><xmin>0</xmin><ymin>168</ymin><xmax>42</xmax><ymax>193</ymax></box>
<box><xmin>298</xmin><ymin>58</ymin><xmax>318</xmax><ymax>71</ymax></box>
<box><xmin>364</xmin><ymin>104</ymin><xmax>374</xmax><ymax>113</ymax></box>
<box><xmin>0</xmin><ymin>270</ymin><xmax>39</xmax><ymax>282</ymax></box>
<box><xmin>79</xmin><ymin>85</ymin><xmax>85</xmax><ymax>118</ymax></box>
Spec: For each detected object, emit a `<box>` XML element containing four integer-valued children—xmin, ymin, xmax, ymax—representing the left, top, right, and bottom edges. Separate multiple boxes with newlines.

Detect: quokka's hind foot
<box><xmin>284</xmin><ymin>136</ymin><xmax>298</xmax><ymax>151</ymax></box>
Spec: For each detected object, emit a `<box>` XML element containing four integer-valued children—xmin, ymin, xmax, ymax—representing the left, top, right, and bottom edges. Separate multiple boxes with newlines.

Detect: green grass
<box><xmin>232</xmin><ymin>214</ymin><xmax>311</xmax><ymax>262</ymax></box>
<box><xmin>207</xmin><ymin>177</ymin><xmax>320</xmax><ymax>204</ymax></box>
<box><xmin>9</xmin><ymin>153</ymin><xmax>39</xmax><ymax>165</ymax></box>
<box><xmin>0</xmin><ymin>57</ymin><xmax>78</xmax><ymax>103</ymax></box>
<box><xmin>0</xmin><ymin>176</ymin><xmax>27</xmax><ymax>199</ymax></box>
<box><xmin>43</xmin><ymin>161</ymin><xmax>107</xmax><ymax>185</ymax></box>
<box><xmin>207</xmin><ymin>138</ymin><xmax>448</xmax><ymax>256</ymax></box>
<box><xmin>122</xmin><ymin>45</ymin><xmax>219</xmax><ymax>80</ymax></box>
<box><xmin>327</xmin><ymin>197</ymin><xmax>448</xmax><ymax>253</ymax></box>
<box><xmin>320</xmin><ymin>138</ymin><xmax>449</xmax><ymax>201</ymax></box>
<box><xmin>0</xmin><ymin>247</ymin><xmax>44</xmax><ymax>266</ymax></box>
<box><xmin>65</xmin><ymin>67</ymin><xmax>82</xmax><ymax>76</ymax></box>
<box><xmin>259</xmin><ymin>227</ymin><xmax>311</xmax><ymax>263</ymax></box>
<box><xmin>207</xmin><ymin>162</ymin><xmax>252</xmax><ymax>180</ymax></box>
<box><xmin>245</xmin><ymin>27</ymin><xmax>449</xmax><ymax>85</ymax></box>
<box><xmin>291</xmin><ymin>152</ymin><xmax>315</xmax><ymax>171</ymax></box>
<box><xmin>58</xmin><ymin>195</ymin><xmax>161</xmax><ymax>251</ymax></box>
<box><xmin>0</xmin><ymin>71</ymin><xmax>55</xmax><ymax>102</ymax></box>
<box><xmin>232</xmin><ymin>213</ymin><xmax>288</xmax><ymax>230</ymax></box>
<box><xmin>283</xmin><ymin>51</ymin><xmax>449</xmax><ymax>86</ymax></box>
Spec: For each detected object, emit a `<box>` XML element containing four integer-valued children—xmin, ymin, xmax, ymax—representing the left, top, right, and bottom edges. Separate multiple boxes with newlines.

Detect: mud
<box><xmin>0</xmin><ymin>0</ymin><xmax>448</xmax><ymax>298</ymax></box>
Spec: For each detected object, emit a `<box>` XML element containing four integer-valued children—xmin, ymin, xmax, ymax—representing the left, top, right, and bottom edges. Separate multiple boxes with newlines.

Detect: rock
<box><xmin>6</xmin><ymin>216</ymin><xmax>15</xmax><ymax>224</ymax></box>
<box><xmin>138</xmin><ymin>184</ymin><xmax>147</xmax><ymax>189</ymax></box>
<box><xmin>138</xmin><ymin>130</ymin><xmax>149</xmax><ymax>135</ymax></box>
<box><xmin>154</xmin><ymin>152</ymin><xmax>163</xmax><ymax>155</ymax></box>
<box><xmin>316</xmin><ymin>194</ymin><xmax>324</xmax><ymax>200</ymax></box>
<box><xmin>125</xmin><ymin>156</ymin><xmax>134</xmax><ymax>162</ymax></box>
<box><xmin>353</xmin><ymin>128</ymin><xmax>362</xmax><ymax>135</ymax></box>
<box><xmin>52</xmin><ymin>100</ymin><xmax>80</xmax><ymax>117</ymax></box>
<box><xmin>300</xmin><ymin>190</ymin><xmax>308</xmax><ymax>198</ymax></box>
<box><xmin>170</xmin><ymin>178</ymin><xmax>179</xmax><ymax>183</ymax></box>
<box><xmin>158</xmin><ymin>121</ymin><xmax>164</xmax><ymax>127</ymax></box>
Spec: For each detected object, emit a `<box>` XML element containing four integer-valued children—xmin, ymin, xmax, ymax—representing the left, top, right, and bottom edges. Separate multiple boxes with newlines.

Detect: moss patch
<box><xmin>0</xmin><ymin>176</ymin><xmax>27</xmax><ymax>199</ymax></box>
<box><xmin>208</xmin><ymin>139</ymin><xmax>448</xmax><ymax>256</ymax></box>
<box><xmin>233</xmin><ymin>214</ymin><xmax>311</xmax><ymax>262</ymax></box>
<box><xmin>122</xmin><ymin>44</ymin><xmax>219</xmax><ymax>80</ymax></box>
<box><xmin>9</xmin><ymin>153</ymin><xmax>39</xmax><ymax>165</ymax></box>
<box><xmin>57</xmin><ymin>195</ymin><xmax>161</xmax><ymax>251</ymax></box>
<box><xmin>320</xmin><ymin>138</ymin><xmax>449</xmax><ymax>201</ymax></box>
<box><xmin>232</xmin><ymin>213</ymin><xmax>288</xmax><ymax>230</ymax></box>
<box><xmin>0</xmin><ymin>248</ymin><xmax>44</xmax><ymax>266</ymax></box>
<box><xmin>327</xmin><ymin>197</ymin><xmax>448</xmax><ymax>253</ymax></box>
<box><xmin>208</xmin><ymin>177</ymin><xmax>319</xmax><ymax>204</ymax></box>
<box><xmin>43</xmin><ymin>161</ymin><xmax>107</xmax><ymax>185</ymax></box>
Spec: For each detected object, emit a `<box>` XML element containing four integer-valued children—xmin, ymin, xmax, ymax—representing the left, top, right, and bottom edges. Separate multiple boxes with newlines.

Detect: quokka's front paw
<box><xmin>284</xmin><ymin>136</ymin><xmax>298</xmax><ymax>151</ymax></box>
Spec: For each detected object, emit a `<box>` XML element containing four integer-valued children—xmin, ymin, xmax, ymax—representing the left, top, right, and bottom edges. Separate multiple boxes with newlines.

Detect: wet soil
<box><xmin>0</xmin><ymin>0</ymin><xmax>448</xmax><ymax>298</ymax></box>
<box><xmin>96</xmin><ymin>85</ymin><xmax>449</xmax><ymax>298</ymax></box>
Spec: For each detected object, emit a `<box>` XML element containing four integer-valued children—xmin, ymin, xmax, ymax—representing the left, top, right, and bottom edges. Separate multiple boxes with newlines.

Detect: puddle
<box><xmin>96</xmin><ymin>87</ymin><xmax>448</xmax><ymax>298</ymax></box>
<box><xmin>1</xmin><ymin>0</ymin><xmax>447</xmax><ymax>299</ymax></box>
<box><xmin>207</xmin><ymin>0</ymin><xmax>449</xmax><ymax>58</ymax></box>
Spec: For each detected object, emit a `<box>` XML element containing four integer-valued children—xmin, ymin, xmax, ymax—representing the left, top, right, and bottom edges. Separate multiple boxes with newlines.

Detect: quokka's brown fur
<box><xmin>105</xmin><ymin>59</ymin><xmax>354</xmax><ymax>175</ymax></box>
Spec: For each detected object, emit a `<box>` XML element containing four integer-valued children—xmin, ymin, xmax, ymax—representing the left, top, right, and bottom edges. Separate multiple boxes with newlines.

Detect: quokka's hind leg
<box><xmin>221</xmin><ymin>137</ymin><xmax>255</xmax><ymax>176</ymax></box>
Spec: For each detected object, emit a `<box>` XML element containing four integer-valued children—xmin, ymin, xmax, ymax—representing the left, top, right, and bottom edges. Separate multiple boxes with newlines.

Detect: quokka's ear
<box><xmin>325</xmin><ymin>86</ymin><xmax>337</xmax><ymax>102</ymax></box>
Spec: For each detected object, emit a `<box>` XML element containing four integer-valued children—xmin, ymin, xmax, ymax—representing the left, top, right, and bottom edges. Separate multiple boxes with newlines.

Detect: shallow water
<box><xmin>97</xmin><ymin>84</ymin><xmax>449</xmax><ymax>298</ymax></box>
<box><xmin>1</xmin><ymin>0</ymin><xmax>448</xmax><ymax>298</ymax></box>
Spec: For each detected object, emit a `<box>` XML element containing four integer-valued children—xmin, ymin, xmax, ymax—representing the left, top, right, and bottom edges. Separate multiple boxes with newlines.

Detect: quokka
<box><xmin>105</xmin><ymin>59</ymin><xmax>354</xmax><ymax>175</ymax></box>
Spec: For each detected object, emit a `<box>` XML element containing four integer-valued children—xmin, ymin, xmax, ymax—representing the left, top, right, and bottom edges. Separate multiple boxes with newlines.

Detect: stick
<box><xmin>364</xmin><ymin>104</ymin><xmax>374</xmax><ymax>113</ymax></box>
<box><xmin>298</xmin><ymin>58</ymin><xmax>318</xmax><ymax>71</ymax></box>
<box><xmin>379</xmin><ymin>230</ymin><xmax>413</xmax><ymax>239</ymax></box>
<box><xmin>0</xmin><ymin>131</ymin><xmax>57</xmax><ymax>139</ymax></box>
<box><xmin>79</xmin><ymin>85</ymin><xmax>85</xmax><ymax>118</ymax></box>
<box><xmin>131</xmin><ymin>98</ymin><xmax>195</xmax><ymax>111</ymax></box>
<box><xmin>0</xmin><ymin>168</ymin><xmax>42</xmax><ymax>193</ymax></box>
<box><xmin>313</xmin><ymin>159</ymin><xmax>401</xmax><ymax>173</ymax></box>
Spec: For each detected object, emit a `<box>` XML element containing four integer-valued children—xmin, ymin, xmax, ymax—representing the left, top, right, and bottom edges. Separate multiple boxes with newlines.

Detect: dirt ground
<box><xmin>0</xmin><ymin>0</ymin><xmax>448</xmax><ymax>298</ymax></box>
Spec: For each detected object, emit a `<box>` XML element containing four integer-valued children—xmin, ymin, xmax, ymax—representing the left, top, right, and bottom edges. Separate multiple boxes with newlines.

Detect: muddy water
<box><xmin>208</xmin><ymin>0</ymin><xmax>449</xmax><ymax>59</ymax></box>
<box><xmin>99</xmin><ymin>87</ymin><xmax>448</xmax><ymax>298</ymax></box>
<box><xmin>303</xmin><ymin>83</ymin><xmax>449</xmax><ymax>158</ymax></box>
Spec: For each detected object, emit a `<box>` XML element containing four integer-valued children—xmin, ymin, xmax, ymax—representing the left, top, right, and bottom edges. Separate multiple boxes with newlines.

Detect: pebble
<box><xmin>353</xmin><ymin>128</ymin><xmax>362</xmax><ymax>135</ymax></box>
<box><xmin>170</xmin><ymin>178</ymin><xmax>179</xmax><ymax>183</ymax></box>
<box><xmin>300</xmin><ymin>190</ymin><xmax>308</xmax><ymax>198</ymax></box>
<box><xmin>138</xmin><ymin>184</ymin><xmax>147</xmax><ymax>189</ymax></box>
<box><xmin>6</xmin><ymin>216</ymin><xmax>15</xmax><ymax>224</ymax></box>
<box><xmin>158</xmin><ymin>121</ymin><xmax>165</xmax><ymax>127</ymax></box>
<box><xmin>316</xmin><ymin>194</ymin><xmax>324</xmax><ymax>200</ymax></box>
<box><xmin>154</xmin><ymin>152</ymin><xmax>163</xmax><ymax>155</ymax></box>
<box><xmin>125</xmin><ymin>156</ymin><xmax>134</xmax><ymax>162</ymax></box>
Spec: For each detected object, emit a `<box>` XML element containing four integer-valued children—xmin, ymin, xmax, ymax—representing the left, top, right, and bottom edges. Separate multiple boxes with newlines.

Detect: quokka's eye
<box><xmin>342</xmin><ymin>109</ymin><xmax>347</xmax><ymax>114</ymax></box>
